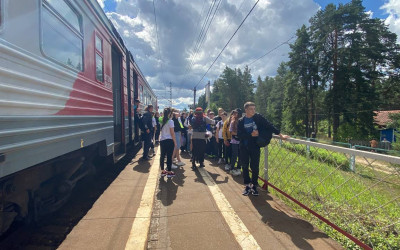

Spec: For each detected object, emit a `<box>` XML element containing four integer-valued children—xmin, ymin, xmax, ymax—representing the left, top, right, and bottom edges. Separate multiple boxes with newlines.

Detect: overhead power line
<box><xmin>248</xmin><ymin>35</ymin><xmax>295</xmax><ymax>66</ymax></box>
<box><xmin>152</xmin><ymin>0</ymin><xmax>167</xmax><ymax>101</ymax></box>
<box><xmin>194</xmin><ymin>0</ymin><xmax>260</xmax><ymax>89</ymax></box>
<box><xmin>183</xmin><ymin>0</ymin><xmax>220</xmax><ymax>81</ymax></box>
<box><xmin>190</xmin><ymin>0</ymin><xmax>222</xmax><ymax>70</ymax></box>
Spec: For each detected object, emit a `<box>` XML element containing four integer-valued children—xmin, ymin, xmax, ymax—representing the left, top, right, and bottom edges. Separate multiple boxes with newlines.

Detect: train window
<box><xmin>95</xmin><ymin>34</ymin><xmax>103</xmax><ymax>82</ymax></box>
<box><xmin>44</xmin><ymin>0</ymin><xmax>81</xmax><ymax>32</ymax></box>
<box><xmin>95</xmin><ymin>35</ymin><xmax>102</xmax><ymax>53</ymax></box>
<box><xmin>42</xmin><ymin>1</ymin><xmax>83</xmax><ymax>71</ymax></box>
<box><xmin>96</xmin><ymin>53</ymin><xmax>104</xmax><ymax>82</ymax></box>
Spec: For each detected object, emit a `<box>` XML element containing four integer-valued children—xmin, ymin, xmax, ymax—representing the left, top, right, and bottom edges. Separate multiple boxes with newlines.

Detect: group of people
<box><xmin>138</xmin><ymin>100</ymin><xmax>288</xmax><ymax>196</ymax></box>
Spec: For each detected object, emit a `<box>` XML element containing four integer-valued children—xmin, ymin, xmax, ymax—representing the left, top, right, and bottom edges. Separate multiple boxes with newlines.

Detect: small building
<box><xmin>374</xmin><ymin>110</ymin><xmax>399</xmax><ymax>143</ymax></box>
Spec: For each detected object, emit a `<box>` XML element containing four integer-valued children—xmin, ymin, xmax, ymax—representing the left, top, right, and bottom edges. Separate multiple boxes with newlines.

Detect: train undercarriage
<box><xmin>0</xmin><ymin>144</ymin><xmax>102</xmax><ymax>235</ymax></box>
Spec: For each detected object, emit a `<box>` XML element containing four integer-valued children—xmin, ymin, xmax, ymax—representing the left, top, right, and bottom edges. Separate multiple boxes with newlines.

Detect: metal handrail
<box><xmin>274</xmin><ymin>135</ymin><xmax>400</xmax><ymax>165</ymax></box>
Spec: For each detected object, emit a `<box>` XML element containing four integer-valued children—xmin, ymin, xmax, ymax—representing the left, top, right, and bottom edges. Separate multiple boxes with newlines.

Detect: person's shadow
<box><xmin>132</xmin><ymin>161</ymin><xmax>151</xmax><ymax>173</ymax></box>
<box><xmin>207</xmin><ymin>171</ymin><xmax>228</xmax><ymax>184</ymax></box>
<box><xmin>156</xmin><ymin>168</ymin><xmax>186</xmax><ymax>206</ymax></box>
<box><xmin>249</xmin><ymin>194</ymin><xmax>336</xmax><ymax>250</ymax></box>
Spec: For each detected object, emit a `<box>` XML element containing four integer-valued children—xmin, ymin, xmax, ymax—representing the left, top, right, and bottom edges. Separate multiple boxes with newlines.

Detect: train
<box><xmin>0</xmin><ymin>0</ymin><xmax>157</xmax><ymax>234</ymax></box>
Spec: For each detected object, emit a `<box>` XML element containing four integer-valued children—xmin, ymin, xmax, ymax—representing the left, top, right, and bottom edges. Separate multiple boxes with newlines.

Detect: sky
<box><xmin>96</xmin><ymin>0</ymin><xmax>400</xmax><ymax>111</ymax></box>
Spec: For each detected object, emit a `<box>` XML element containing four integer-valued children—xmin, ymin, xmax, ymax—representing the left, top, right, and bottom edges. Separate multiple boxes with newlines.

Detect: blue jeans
<box><xmin>174</xmin><ymin>132</ymin><xmax>181</xmax><ymax>149</ymax></box>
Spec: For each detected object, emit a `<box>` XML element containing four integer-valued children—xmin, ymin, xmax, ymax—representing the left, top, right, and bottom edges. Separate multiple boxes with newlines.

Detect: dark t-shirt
<box><xmin>243</xmin><ymin>117</ymin><xmax>256</xmax><ymax>145</ymax></box>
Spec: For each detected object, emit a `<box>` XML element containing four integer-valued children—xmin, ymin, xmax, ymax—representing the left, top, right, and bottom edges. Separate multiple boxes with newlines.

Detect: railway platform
<box><xmin>58</xmin><ymin>146</ymin><xmax>342</xmax><ymax>250</ymax></box>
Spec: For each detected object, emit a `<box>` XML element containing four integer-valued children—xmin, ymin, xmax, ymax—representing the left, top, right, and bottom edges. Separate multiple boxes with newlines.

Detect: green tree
<box><xmin>281</xmin><ymin>71</ymin><xmax>305</xmax><ymax>135</ymax></box>
<box><xmin>210</xmin><ymin>66</ymin><xmax>255</xmax><ymax>111</ymax></box>
<box><xmin>255</xmin><ymin>75</ymin><xmax>268</xmax><ymax>116</ymax></box>
<box><xmin>288</xmin><ymin>25</ymin><xmax>317</xmax><ymax>137</ymax></box>
<box><xmin>305</xmin><ymin>0</ymin><xmax>399</xmax><ymax>141</ymax></box>
<box><xmin>197</xmin><ymin>93</ymin><xmax>207</xmax><ymax>110</ymax></box>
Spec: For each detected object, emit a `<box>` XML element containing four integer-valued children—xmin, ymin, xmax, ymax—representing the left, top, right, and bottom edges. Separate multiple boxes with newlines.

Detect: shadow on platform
<box><xmin>250</xmin><ymin>194</ymin><xmax>330</xmax><ymax>250</ymax></box>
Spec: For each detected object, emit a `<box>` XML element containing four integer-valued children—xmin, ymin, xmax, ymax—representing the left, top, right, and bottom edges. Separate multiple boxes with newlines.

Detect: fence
<box><xmin>259</xmin><ymin>136</ymin><xmax>400</xmax><ymax>249</ymax></box>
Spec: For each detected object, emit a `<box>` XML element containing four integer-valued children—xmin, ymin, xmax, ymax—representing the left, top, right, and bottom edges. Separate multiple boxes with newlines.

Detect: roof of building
<box><xmin>374</xmin><ymin>110</ymin><xmax>400</xmax><ymax>127</ymax></box>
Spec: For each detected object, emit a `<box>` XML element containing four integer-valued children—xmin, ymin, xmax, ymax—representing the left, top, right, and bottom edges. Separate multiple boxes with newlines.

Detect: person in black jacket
<box><xmin>140</xmin><ymin>104</ymin><xmax>154</xmax><ymax>161</ymax></box>
<box><xmin>237</xmin><ymin>102</ymin><xmax>288</xmax><ymax>196</ymax></box>
<box><xmin>155</xmin><ymin>111</ymin><xmax>161</xmax><ymax>144</ymax></box>
<box><xmin>180</xmin><ymin>112</ymin><xmax>188</xmax><ymax>153</ymax></box>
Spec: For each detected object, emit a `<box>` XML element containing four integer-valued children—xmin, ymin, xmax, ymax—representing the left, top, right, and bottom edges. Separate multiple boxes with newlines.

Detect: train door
<box><xmin>127</xmin><ymin>59</ymin><xmax>133</xmax><ymax>144</ymax></box>
<box><xmin>112</xmin><ymin>46</ymin><xmax>124</xmax><ymax>155</ymax></box>
<box><xmin>133</xmin><ymin>73</ymin><xmax>140</xmax><ymax>144</ymax></box>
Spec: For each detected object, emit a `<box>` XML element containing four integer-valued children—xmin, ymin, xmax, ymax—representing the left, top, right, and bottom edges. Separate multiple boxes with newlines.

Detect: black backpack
<box><xmin>256</xmin><ymin>128</ymin><xmax>273</xmax><ymax>148</ymax></box>
<box><xmin>191</xmin><ymin>117</ymin><xmax>206</xmax><ymax>132</ymax></box>
<box><xmin>254</xmin><ymin>114</ymin><xmax>274</xmax><ymax>147</ymax></box>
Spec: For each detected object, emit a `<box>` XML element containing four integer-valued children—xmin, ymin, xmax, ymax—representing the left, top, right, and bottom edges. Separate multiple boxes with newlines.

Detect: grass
<box><xmin>257</xmin><ymin>141</ymin><xmax>400</xmax><ymax>249</ymax></box>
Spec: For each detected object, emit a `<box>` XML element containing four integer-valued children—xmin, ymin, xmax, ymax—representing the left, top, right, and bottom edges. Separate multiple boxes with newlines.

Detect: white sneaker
<box><xmin>217</xmin><ymin>158</ymin><xmax>222</xmax><ymax>164</ymax></box>
<box><xmin>224</xmin><ymin>164</ymin><xmax>230</xmax><ymax>171</ymax></box>
<box><xmin>233</xmin><ymin>169</ymin><xmax>241</xmax><ymax>176</ymax></box>
<box><xmin>177</xmin><ymin>161</ymin><xmax>186</xmax><ymax>166</ymax></box>
<box><xmin>171</xmin><ymin>164</ymin><xmax>178</xmax><ymax>169</ymax></box>
<box><xmin>229</xmin><ymin>169</ymin><xmax>235</xmax><ymax>175</ymax></box>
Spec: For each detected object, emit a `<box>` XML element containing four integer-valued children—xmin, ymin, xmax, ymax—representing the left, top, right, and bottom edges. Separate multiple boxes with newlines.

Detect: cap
<box><xmin>195</xmin><ymin>107</ymin><xmax>203</xmax><ymax>113</ymax></box>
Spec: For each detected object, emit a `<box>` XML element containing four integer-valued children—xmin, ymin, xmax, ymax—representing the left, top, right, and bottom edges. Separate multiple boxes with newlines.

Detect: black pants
<box><xmin>231</xmin><ymin>144</ymin><xmax>239</xmax><ymax>170</ymax></box>
<box><xmin>160</xmin><ymin>139</ymin><xmax>174</xmax><ymax>171</ymax></box>
<box><xmin>224</xmin><ymin>141</ymin><xmax>232</xmax><ymax>164</ymax></box>
<box><xmin>142</xmin><ymin>131</ymin><xmax>152</xmax><ymax>158</ymax></box>
<box><xmin>217</xmin><ymin>139</ymin><xmax>224</xmax><ymax>158</ymax></box>
<box><xmin>209</xmin><ymin>137</ymin><xmax>217</xmax><ymax>156</ymax></box>
<box><xmin>192</xmin><ymin>139</ymin><xmax>206</xmax><ymax>165</ymax></box>
<box><xmin>240</xmin><ymin>143</ymin><xmax>260</xmax><ymax>186</ymax></box>
<box><xmin>155</xmin><ymin>125</ymin><xmax>160</xmax><ymax>142</ymax></box>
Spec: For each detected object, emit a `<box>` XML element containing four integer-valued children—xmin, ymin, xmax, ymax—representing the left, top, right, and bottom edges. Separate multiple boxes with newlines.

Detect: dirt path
<box><xmin>355</xmin><ymin>156</ymin><xmax>398</xmax><ymax>175</ymax></box>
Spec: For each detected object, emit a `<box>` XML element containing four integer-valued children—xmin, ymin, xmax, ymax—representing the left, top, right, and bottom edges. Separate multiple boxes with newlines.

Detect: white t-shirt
<box><xmin>216</xmin><ymin>120</ymin><xmax>224</xmax><ymax>139</ymax></box>
<box><xmin>160</xmin><ymin>119</ymin><xmax>174</xmax><ymax>141</ymax></box>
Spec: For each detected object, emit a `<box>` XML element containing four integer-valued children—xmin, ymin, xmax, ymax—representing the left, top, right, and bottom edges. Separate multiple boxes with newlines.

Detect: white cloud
<box><xmin>381</xmin><ymin>0</ymin><xmax>400</xmax><ymax>43</ymax></box>
<box><xmin>365</xmin><ymin>10</ymin><xmax>373</xmax><ymax>19</ymax></box>
<box><xmin>96</xmin><ymin>0</ymin><xmax>105</xmax><ymax>8</ymax></box>
<box><xmin>103</xmin><ymin>0</ymin><xmax>319</xmax><ymax>110</ymax></box>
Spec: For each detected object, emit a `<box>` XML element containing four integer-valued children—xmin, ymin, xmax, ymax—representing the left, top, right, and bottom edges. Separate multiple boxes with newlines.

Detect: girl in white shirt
<box><xmin>159</xmin><ymin>108</ymin><xmax>177</xmax><ymax>177</ymax></box>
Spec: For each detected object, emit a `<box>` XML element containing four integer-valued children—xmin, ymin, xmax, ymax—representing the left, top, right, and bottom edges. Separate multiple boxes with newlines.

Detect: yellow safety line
<box><xmin>125</xmin><ymin>150</ymin><xmax>160</xmax><ymax>250</ymax></box>
<box><xmin>198</xmin><ymin>167</ymin><xmax>262</xmax><ymax>250</ymax></box>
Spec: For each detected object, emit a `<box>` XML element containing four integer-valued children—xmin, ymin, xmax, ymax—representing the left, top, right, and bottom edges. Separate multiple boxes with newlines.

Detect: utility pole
<box><xmin>193</xmin><ymin>87</ymin><xmax>196</xmax><ymax>109</ymax></box>
<box><xmin>206</xmin><ymin>81</ymin><xmax>210</xmax><ymax>109</ymax></box>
